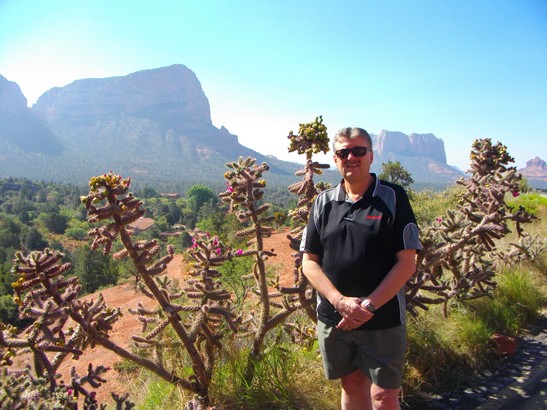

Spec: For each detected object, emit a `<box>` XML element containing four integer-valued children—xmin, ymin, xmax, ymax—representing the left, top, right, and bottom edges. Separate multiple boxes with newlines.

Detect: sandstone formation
<box><xmin>374</xmin><ymin>130</ymin><xmax>446</xmax><ymax>164</ymax></box>
<box><xmin>0</xmin><ymin>75</ymin><xmax>27</xmax><ymax>113</ymax></box>
<box><xmin>0</xmin><ymin>76</ymin><xmax>63</xmax><ymax>155</ymax></box>
<box><xmin>33</xmin><ymin>65</ymin><xmax>212</xmax><ymax>130</ymax></box>
<box><xmin>519</xmin><ymin>157</ymin><xmax>547</xmax><ymax>184</ymax></box>
<box><xmin>0</xmin><ymin>65</ymin><xmax>464</xmax><ymax>185</ymax></box>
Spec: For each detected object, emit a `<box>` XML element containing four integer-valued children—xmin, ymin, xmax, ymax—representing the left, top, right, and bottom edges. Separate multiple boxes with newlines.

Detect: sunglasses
<box><xmin>334</xmin><ymin>146</ymin><xmax>371</xmax><ymax>159</ymax></box>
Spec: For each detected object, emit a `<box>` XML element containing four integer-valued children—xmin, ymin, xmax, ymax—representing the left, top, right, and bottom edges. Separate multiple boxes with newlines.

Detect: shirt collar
<box><xmin>335</xmin><ymin>173</ymin><xmax>378</xmax><ymax>202</ymax></box>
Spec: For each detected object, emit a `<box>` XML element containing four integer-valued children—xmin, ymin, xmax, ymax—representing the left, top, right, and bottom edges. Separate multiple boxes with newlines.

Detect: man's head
<box><xmin>332</xmin><ymin>127</ymin><xmax>374</xmax><ymax>184</ymax></box>
<box><xmin>332</xmin><ymin>127</ymin><xmax>372</xmax><ymax>152</ymax></box>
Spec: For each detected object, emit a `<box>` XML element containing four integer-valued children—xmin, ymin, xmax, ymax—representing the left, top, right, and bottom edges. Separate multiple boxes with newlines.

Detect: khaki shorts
<box><xmin>316</xmin><ymin>320</ymin><xmax>406</xmax><ymax>389</ymax></box>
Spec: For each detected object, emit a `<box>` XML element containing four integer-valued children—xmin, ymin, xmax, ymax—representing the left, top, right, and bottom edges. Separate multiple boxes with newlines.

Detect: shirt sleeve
<box><xmin>394</xmin><ymin>186</ymin><xmax>422</xmax><ymax>252</ymax></box>
<box><xmin>299</xmin><ymin>201</ymin><xmax>323</xmax><ymax>255</ymax></box>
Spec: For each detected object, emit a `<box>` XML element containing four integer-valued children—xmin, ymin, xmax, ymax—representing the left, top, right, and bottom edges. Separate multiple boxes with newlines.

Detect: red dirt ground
<box><xmin>13</xmin><ymin>228</ymin><xmax>298</xmax><ymax>405</ymax></box>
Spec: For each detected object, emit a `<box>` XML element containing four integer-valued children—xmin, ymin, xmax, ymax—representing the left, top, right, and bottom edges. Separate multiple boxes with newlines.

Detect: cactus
<box><xmin>406</xmin><ymin>139</ymin><xmax>538</xmax><ymax>316</ymax></box>
<box><xmin>1</xmin><ymin>172</ymin><xmax>243</xmax><ymax>408</ymax></box>
<box><xmin>285</xmin><ymin>116</ymin><xmax>331</xmax><ymax>321</ymax></box>
<box><xmin>1</xmin><ymin>247</ymin><xmax>132</xmax><ymax>408</ymax></box>
<box><xmin>219</xmin><ymin>156</ymin><xmax>316</xmax><ymax>382</ymax></box>
<box><xmin>1</xmin><ymin>125</ymin><xmax>541</xmax><ymax>408</ymax></box>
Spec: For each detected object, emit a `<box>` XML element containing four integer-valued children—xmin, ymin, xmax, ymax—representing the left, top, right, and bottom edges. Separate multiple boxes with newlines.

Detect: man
<box><xmin>301</xmin><ymin>127</ymin><xmax>421</xmax><ymax>410</ymax></box>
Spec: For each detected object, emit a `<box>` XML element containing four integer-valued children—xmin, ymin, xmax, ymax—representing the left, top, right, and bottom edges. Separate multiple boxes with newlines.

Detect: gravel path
<box><xmin>419</xmin><ymin>314</ymin><xmax>546</xmax><ymax>409</ymax></box>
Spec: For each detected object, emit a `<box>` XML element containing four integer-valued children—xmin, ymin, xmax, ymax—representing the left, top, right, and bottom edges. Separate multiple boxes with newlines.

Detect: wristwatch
<box><xmin>362</xmin><ymin>299</ymin><xmax>376</xmax><ymax>313</ymax></box>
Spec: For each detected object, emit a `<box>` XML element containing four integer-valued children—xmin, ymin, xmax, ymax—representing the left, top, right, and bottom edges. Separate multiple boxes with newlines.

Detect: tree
<box><xmin>0</xmin><ymin>259</ymin><xmax>15</xmax><ymax>295</ymax></box>
<box><xmin>379</xmin><ymin>160</ymin><xmax>414</xmax><ymax>189</ymax></box>
<box><xmin>186</xmin><ymin>184</ymin><xmax>217</xmax><ymax>214</ymax></box>
<box><xmin>24</xmin><ymin>227</ymin><xmax>48</xmax><ymax>250</ymax></box>
<box><xmin>0</xmin><ymin>218</ymin><xmax>21</xmax><ymax>249</ymax></box>
<box><xmin>0</xmin><ymin>294</ymin><xmax>19</xmax><ymax>326</ymax></box>
<box><xmin>40</xmin><ymin>211</ymin><xmax>68</xmax><ymax>234</ymax></box>
<box><xmin>73</xmin><ymin>245</ymin><xmax>119</xmax><ymax>293</ymax></box>
<box><xmin>139</xmin><ymin>186</ymin><xmax>159</xmax><ymax>198</ymax></box>
<box><xmin>64</xmin><ymin>217</ymin><xmax>90</xmax><ymax>240</ymax></box>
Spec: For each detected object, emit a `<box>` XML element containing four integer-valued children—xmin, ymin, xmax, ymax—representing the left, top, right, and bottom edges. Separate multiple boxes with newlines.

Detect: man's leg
<box><xmin>341</xmin><ymin>370</ymin><xmax>401</xmax><ymax>410</ymax></box>
<box><xmin>340</xmin><ymin>369</ymin><xmax>372</xmax><ymax>410</ymax></box>
<box><xmin>370</xmin><ymin>384</ymin><xmax>401</xmax><ymax>410</ymax></box>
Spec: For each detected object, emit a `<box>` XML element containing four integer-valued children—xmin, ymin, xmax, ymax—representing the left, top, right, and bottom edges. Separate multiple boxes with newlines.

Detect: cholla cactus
<box><xmin>287</xmin><ymin>116</ymin><xmax>331</xmax><ymax>239</ymax></box>
<box><xmin>493</xmin><ymin>234</ymin><xmax>544</xmax><ymax>268</ymax></box>
<box><xmin>219</xmin><ymin>157</ymin><xmax>315</xmax><ymax>382</ymax></box>
<box><xmin>82</xmin><ymin>172</ymin><xmax>241</xmax><ymax>405</ymax></box>
<box><xmin>286</xmin><ymin>116</ymin><xmax>331</xmax><ymax>320</ymax></box>
<box><xmin>1</xmin><ymin>171</ymin><xmax>244</xmax><ymax>408</ymax></box>
<box><xmin>0</xmin><ymin>367</ymin><xmax>77</xmax><ymax>409</ymax></box>
<box><xmin>407</xmin><ymin>139</ymin><xmax>537</xmax><ymax>316</ymax></box>
<box><xmin>287</xmin><ymin>115</ymin><xmax>330</xmax><ymax>157</ymax></box>
<box><xmin>0</xmin><ymin>247</ymin><xmax>131</xmax><ymax>408</ymax></box>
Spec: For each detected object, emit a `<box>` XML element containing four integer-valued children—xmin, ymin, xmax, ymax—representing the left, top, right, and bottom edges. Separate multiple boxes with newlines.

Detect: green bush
<box><xmin>472</xmin><ymin>268</ymin><xmax>545</xmax><ymax>335</ymax></box>
<box><xmin>0</xmin><ymin>295</ymin><xmax>18</xmax><ymax>326</ymax></box>
<box><xmin>410</xmin><ymin>185</ymin><xmax>464</xmax><ymax>227</ymax></box>
<box><xmin>506</xmin><ymin>192</ymin><xmax>547</xmax><ymax>216</ymax></box>
<box><xmin>64</xmin><ymin>219</ymin><xmax>90</xmax><ymax>240</ymax></box>
<box><xmin>73</xmin><ymin>245</ymin><xmax>120</xmax><ymax>294</ymax></box>
<box><xmin>218</xmin><ymin>256</ymin><xmax>255</xmax><ymax>309</ymax></box>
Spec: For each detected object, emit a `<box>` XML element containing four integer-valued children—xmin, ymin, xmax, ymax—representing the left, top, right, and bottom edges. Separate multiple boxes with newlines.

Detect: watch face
<box><xmin>363</xmin><ymin>300</ymin><xmax>376</xmax><ymax>313</ymax></box>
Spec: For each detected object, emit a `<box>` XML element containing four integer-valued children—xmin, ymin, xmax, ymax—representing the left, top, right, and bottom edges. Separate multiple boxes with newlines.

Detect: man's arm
<box><xmin>363</xmin><ymin>249</ymin><xmax>417</xmax><ymax>310</ymax></box>
<box><xmin>302</xmin><ymin>252</ymin><xmax>371</xmax><ymax>329</ymax></box>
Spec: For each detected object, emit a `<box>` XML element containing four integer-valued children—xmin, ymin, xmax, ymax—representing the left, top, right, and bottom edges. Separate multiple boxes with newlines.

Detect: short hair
<box><xmin>332</xmin><ymin>127</ymin><xmax>372</xmax><ymax>151</ymax></box>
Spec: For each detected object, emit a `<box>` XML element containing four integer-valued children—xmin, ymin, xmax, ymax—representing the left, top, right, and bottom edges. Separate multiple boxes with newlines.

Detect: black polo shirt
<box><xmin>301</xmin><ymin>174</ymin><xmax>421</xmax><ymax>330</ymax></box>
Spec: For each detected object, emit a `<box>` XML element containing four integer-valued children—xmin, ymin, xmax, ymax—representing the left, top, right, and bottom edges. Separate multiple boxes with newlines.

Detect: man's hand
<box><xmin>335</xmin><ymin>296</ymin><xmax>374</xmax><ymax>330</ymax></box>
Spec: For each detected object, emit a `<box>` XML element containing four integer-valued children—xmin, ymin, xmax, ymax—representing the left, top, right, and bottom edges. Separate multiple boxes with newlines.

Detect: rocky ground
<box><xmin>423</xmin><ymin>313</ymin><xmax>546</xmax><ymax>409</ymax></box>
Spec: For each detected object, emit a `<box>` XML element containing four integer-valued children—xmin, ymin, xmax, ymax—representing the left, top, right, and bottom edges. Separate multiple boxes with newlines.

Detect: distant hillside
<box><xmin>0</xmin><ymin>65</ymin><xmax>463</xmax><ymax>187</ymax></box>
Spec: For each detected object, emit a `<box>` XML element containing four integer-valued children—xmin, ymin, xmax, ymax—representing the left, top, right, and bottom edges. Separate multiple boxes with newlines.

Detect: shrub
<box><xmin>471</xmin><ymin>267</ymin><xmax>545</xmax><ymax>335</ymax></box>
<box><xmin>0</xmin><ymin>296</ymin><xmax>18</xmax><ymax>326</ymax></box>
<box><xmin>506</xmin><ymin>192</ymin><xmax>547</xmax><ymax>216</ymax></box>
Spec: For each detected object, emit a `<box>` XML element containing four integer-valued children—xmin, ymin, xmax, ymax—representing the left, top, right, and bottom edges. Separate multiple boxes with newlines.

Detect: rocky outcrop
<box><xmin>0</xmin><ymin>65</ymin><xmax>462</xmax><ymax>185</ymax></box>
<box><xmin>0</xmin><ymin>75</ymin><xmax>27</xmax><ymax>113</ymax></box>
<box><xmin>409</xmin><ymin>133</ymin><xmax>446</xmax><ymax>163</ymax></box>
<box><xmin>374</xmin><ymin>130</ymin><xmax>412</xmax><ymax>155</ymax></box>
<box><xmin>374</xmin><ymin>130</ymin><xmax>446</xmax><ymax>163</ymax></box>
<box><xmin>519</xmin><ymin>157</ymin><xmax>547</xmax><ymax>183</ymax></box>
<box><xmin>32</xmin><ymin>65</ymin><xmax>213</xmax><ymax>130</ymax></box>
<box><xmin>0</xmin><ymin>76</ymin><xmax>63</xmax><ymax>155</ymax></box>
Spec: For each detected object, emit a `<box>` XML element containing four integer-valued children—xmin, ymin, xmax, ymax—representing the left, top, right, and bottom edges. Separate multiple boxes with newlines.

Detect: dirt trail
<box><xmin>14</xmin><ymin>229</ymin><xmax>297</xmax><ymax>405</ymax></box>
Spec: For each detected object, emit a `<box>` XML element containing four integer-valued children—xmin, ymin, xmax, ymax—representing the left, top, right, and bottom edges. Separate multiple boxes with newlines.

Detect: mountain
<box><xmin>370</xmin><ymin>130</ymin><xmax>462</xmax><ymax>183</ymax></box>
<box><xmin>0</xmin><ymin>65</ymin><xmax>462</xmax><ymax>188</ymax></box>
<box><xmin>519</xmin><ymin>157</ymin><xmax>547</xmax><ymax>189</ymax></box>
<box><xmin>0</xmin><ymin>75</ymin><xmax>63</xmax><ymax>155</ymax></box>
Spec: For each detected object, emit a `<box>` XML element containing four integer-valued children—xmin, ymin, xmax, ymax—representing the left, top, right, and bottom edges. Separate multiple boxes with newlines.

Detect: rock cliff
<box><xmin>519</xmin><ymin>157</ymin><xmax>547</xmax><ymax>187</ymax></box>
<box><xmin>0</xmin><ymin>65</ymin><xmax>463</xmax><ymax>186</ymax></box>
<box><xmin>0</xmin><ymin>76</ymin><xmax>63</xmax><ymax>154</ymax></box>
<box><xmin>33</xmin><ymin>65</ymin><xmax>213</xmax><ymax>130</ymax></box>
<box><xmin>0</xmin><ymin>75</ymin><xmax>27</xmax><ymax>113</ymax></box>
<box><xmin>374</xmin><ymin>130</ymin><xmax>446</xmax><ymax>163</ymax></box>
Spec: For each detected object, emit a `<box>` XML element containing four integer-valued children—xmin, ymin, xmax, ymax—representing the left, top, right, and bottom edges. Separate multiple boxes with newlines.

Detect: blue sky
<box><xmin>1</xmin><ymin>0</ymin><xmax>545</xmax><ymax>171</ymax></box>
